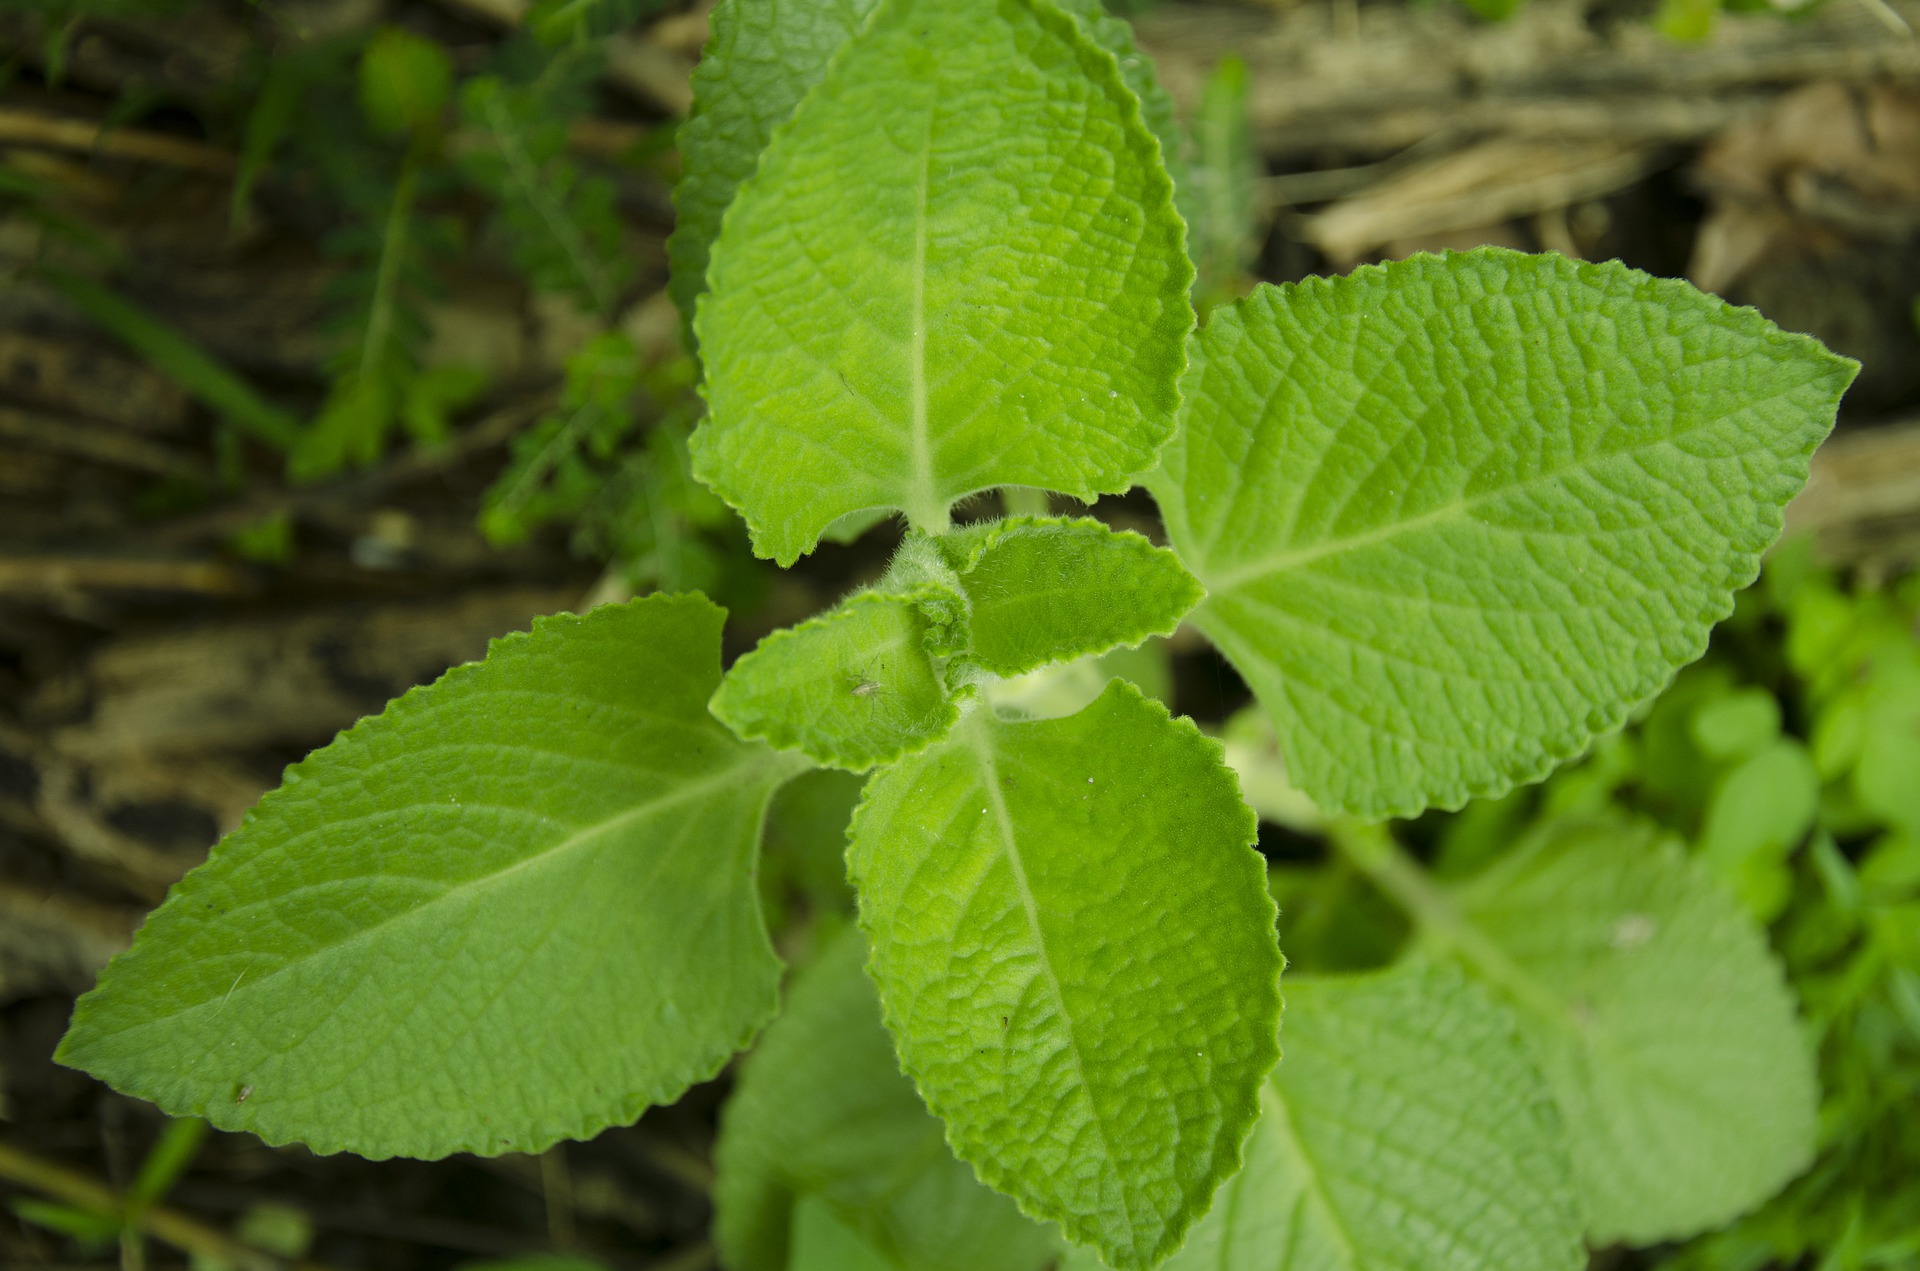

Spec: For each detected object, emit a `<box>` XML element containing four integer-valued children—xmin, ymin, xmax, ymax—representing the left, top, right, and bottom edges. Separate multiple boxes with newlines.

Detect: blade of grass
<box><xmin>36</xmin><ymin>265</ymin><xmax>302</xmax><ymax>451</ymax></box>
<box><xmin>0</xmin><ymin>1138</ymin><xmax>339</xmax><ymax>1271</ymax></box>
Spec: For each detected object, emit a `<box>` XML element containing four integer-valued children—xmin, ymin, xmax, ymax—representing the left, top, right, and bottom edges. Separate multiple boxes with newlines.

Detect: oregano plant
<box><xmin>57</xmin><ymin>0</ymin><xmax>1857</xmax><ymax>1267</ymax></box>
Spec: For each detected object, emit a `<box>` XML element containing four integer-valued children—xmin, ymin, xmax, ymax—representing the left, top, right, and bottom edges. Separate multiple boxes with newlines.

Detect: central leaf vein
<box><xmin>157</xmin><ymin>752</ymin><xmax>783</xmax><ymax>1028</ymax></box>
<box><xmin>1260</xmin><ymin>1082</ymin><xmax>1360</xmax><ymax>1270</ymax></box>
<box><xmin>1195</xmin><ymin>376</ymin><xmax>1804</xmax><ymax>595</ymax></box>
<box><xmin>906</xmin><ymin>108</ymin><xmax>938</xmax><ymax>531</ymax></box>
<box><xmin>963</xmin><ymin>715</ymin><xmax>1134</xmax><ymax>1236</ymax></box>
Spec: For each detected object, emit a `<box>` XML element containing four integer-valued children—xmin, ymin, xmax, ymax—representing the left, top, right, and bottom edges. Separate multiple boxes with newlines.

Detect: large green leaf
<box><xmin>1452</xmin><ymin>817</ymin><xmax>1818</xmax><ymax>1243</ymax></box>
<box><xmin>58</xmin><ymin>595</ymin><xmax>808</xmax><ymax>1159</ymax></box>
<box><xmin>668</xmin><ymin>0</ymin><xmax>881</xmax><ymax>326</ymax></box>
<box><xmin>1152</xmin><ymin>249</ymin><xmax>1856</xmax><ymax>817</ymax></box>
<box><xmin>715</xmin><ymin>928</ymin><xmax>1060</xmax><ymax>1271</ymax></box>
<box><xmin>847</xmin><ymin>683</ymin><xmax>1281</xmax><ymax>1269</ymax></box>
<box><xmin>694</xmin><ymin>0</ymin><xmax>1193</xmax><ymax>564</ymax></box>
<box><xmin>938</xmin><ymin>516</ymin><xmax>1203</xmax><ymax>678</ymax></box>
<box><xmin>1105</xmin><ymin>962</ymin><xmax>1583</xmax><ymax>1271</ymax></box>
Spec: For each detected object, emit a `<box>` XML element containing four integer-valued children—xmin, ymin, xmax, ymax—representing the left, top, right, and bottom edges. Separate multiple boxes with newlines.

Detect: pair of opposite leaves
<box><xmin>60</xmin><ymin>0</ymin><xmax>1853</xmax><ymax>1265</ymax></box>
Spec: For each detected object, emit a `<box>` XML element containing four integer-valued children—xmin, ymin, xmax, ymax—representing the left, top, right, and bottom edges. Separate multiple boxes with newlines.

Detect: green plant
<box><xmin>9</xmin><ymin>1116</ymin><xmax>208</xmax><ymax>1266</ymax></box>
<box><xmin>56</xmin><ymin>0</ymin><xmax>1858</xmax><ymax>1269</ymax></box>
<box><xmin>291</xmin><ymin>28</ymin><xmax>476</xmax><ymax>480</ymax></box>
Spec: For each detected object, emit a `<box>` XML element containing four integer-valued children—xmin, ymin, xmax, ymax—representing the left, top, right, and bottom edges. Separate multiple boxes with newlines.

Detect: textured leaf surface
<box><xmin>671</xmin><ymin>0</ymin><xmax>1175</xmax><ymax>334</ymax></box>
<box><xmin>58</xmin><ymin>595</ymin><xmax>806</xmax><ymax>1159</ymax></box>
<box><xmin>1453</xmin><ymin>817</ymin><xmax>1818</xmax><ymax>1243</ymax></box>
<box><xmin>715</xmin><ymin>929</ymin><xmax>1059</xmax><ymax>1271</ymax></box>
<box><xmin>847</xmin><ymin>684</ymin><xmax>1281</xmax><ymax>1269</ymax></box>
<box><xmin>1152</xmin><ymin>249</ymin><xmax>1856</xmax><ymax>817</ymax></box>
<box><xmin>694</xmin><ymin>0</ymin><xmax>1193</xmax><ymax>563</ymax></box>
<box><xmin>788</xmin><ymin>1198</ymin><xmax>897</xmax><ymax>1271</ymax></box>
<box><xmin>1050</xmin><ymin>0</ymin><xmax>1182</xmax><ymax>177</ymax></box>
<box><xmin>669</xmin><ymin>0</ymin><xmax>880</xmax><ymax>325</ymax></box>
<box><xmin>1120</xmin><ymin>962</ymin><xmax>1583</xmax><ymax>1271</ymax></box>
<box><xmin>710</xmin><ymin>588</ymin><xmax>963</xmax><ymax>770</ymax></box>
<box><xmin>938</xmin><ymin>516</ymin><xmax>1202</xmax><ymax>678</ymax></box>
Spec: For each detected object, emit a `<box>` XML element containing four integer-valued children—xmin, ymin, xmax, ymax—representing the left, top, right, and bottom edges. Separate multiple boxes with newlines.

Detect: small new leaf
<box><xmin>1453</xmin><ymin>816</ymin><xmax>1819</xmax><ymax>1243</ymax></box>
<box><xmin>1153</xmin><ymin>249</ymin><xmax>1856</xmax><ymax>818</ymax></box>
<box><xmin>715</xmin><ymin>929</ymin><xmax>1060</xmax><ymax>1271</ymax></box>
<box><xmin>58</xmin><ymin>595</ymin><xmax>806</xmax><ymax>1160</ymax></box>
<box><xmin>710</xmin><ymin>586</ymin><xmax>966</xmax><ymax>771</ymax></box>
<box><xmin>938</xmin><ymin>516</ymin><xmax>1202</xmax><ymax>678</ymax></box>
<box><xmin>694</xmin><ymin>0</ymin><xmax>1193</xmax><ymax>562</ymax></box>
<box><xmin>848</xmin><ymin>683</ymin><xmax>1281</xmax><ymax>1269</ymax></box>
<box><xmin>1106</xmin><ymin>962</ymin><xmax>1583</xmax><ymax>1271</ymax></box>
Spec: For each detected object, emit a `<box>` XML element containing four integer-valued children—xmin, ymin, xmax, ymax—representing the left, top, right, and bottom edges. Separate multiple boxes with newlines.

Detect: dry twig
<box><xmin>0</xmin><ymin>406</ymin><xmax>214</xmax><ymax>482</ymax></box>
<box><xmin>0</xmin><ymin>108</ymin><xmax>235</xmax><ymax>174</ymax></box>
<box><xmin>0</xmin><ymin>555</ymin><xmax>250</xmax><ymax>596</ymax></box>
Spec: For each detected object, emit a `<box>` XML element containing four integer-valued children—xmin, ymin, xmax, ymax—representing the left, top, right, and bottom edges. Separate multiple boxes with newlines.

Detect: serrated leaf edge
<box><xmin>668</xmin><ymin>0</ymin><xmax>887</xmax><ymax>326</ymax></box>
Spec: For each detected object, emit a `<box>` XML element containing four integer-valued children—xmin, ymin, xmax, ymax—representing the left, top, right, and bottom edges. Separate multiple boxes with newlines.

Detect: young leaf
<box><xmin>1453</xmin><ymin>816</ymin><xmax>1818</xmax><ymax>1243</ymax></box>
<box><xmin>1151</xmin><ymin>249</ymin><xmax>1856</xmax><ymax>818</ymax></box>
<box><xmin>669</xmin><ymin>0</ymin><xmax>883</xmax><ymax>325</ymax></box>
<box><xmin>693</xmin><ymin>0</ymin><xmax>1194</xmax><ymax>563</ymax></box>
<box><xmin>847</xmin><ymin>684</ymin><xmax>1281</xmax><ymax>1269</ymax></box>
<box><xmin>294</xmin><ymin>143</ymin><xmax>447</xmax><ymax>481</ymax></box>
<box><xmin>1697</xmin><ymin>736</ymin><xmax>1819</xmax><ymax>921</ymax></box>
<box><xmin>481</xmin><ymin>332</ymin><xmax>647</xmax><ymax>547</ymax></box>
<box><xmin>714</xmin><ymin>929</ymin><xmax>1060</xmax><ymax>1271</ymax></box>
<box><xmin>937</xmin><ymin>516</ymin><xmax>1203</xmax><ymax>678</ymax></box>
<box><xmin>710</xmin><ymin>588</ymin><xmax>966</xmax><ymax>771</ymax></box>
<box><xmin>58</xmin><ymin>595</ymin><xmax>809</xmax><ymax>1160</ymax></box>
<box><xmin>1070</xmin><ymin>962</ymin><xmax>1584</xmax><ymax>1271</ymax></box>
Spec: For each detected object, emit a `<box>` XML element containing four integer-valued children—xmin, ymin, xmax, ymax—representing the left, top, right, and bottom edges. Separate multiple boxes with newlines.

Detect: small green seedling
<box><xmin>9</xmin><ymin>1116</ymin><xmax>208</xmax><ymax>1266</ymax></box>
<box><xmin>57</xmin><ymin>0</ymin><xmax>1855</xmax><ymax>1267</ymax></box>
